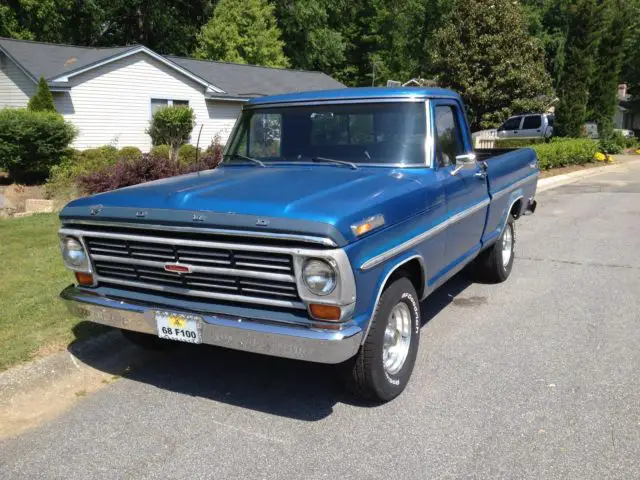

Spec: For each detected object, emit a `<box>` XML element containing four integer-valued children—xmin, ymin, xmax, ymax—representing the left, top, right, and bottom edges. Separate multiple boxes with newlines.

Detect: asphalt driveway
<box><xmin>1</xmin><ymin>162</ymin><xmax>639</xmax><ymax>479</ymax></box>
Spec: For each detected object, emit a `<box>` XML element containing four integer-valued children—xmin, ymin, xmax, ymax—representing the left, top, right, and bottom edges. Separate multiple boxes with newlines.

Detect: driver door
<box><xmin>433</xmin><ymin>101</ymin><xmax>490</xmax><ymax>277</ymax></box>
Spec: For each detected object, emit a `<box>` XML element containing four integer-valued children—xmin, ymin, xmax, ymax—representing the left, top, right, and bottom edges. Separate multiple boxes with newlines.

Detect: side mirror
<box><xmin>451</xmin><ymin>153</ymin><xmax>477</xmax><ymax>176</ymax></box>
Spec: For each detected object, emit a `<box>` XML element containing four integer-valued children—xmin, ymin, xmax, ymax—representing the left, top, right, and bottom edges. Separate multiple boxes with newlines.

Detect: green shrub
<box><xmin>45</xmin><ymin>146</ymin><xmax>121</xmax><ymax>199</ymax></box>
<box><xmin>150</xmin><ymin>144</ymin><xmax>171</xmax><ymax>160</ymax></box>
<box><xmin>146</xmin><ymin>106</ymin><xmax>195</xmax><ymax>161</ymax></box>
<box><xmin>598</xmin><ymin>138</ymin><xmax>622</xmax><ymax>154</ymax></box>
<box><xmin>624</xmin><ymin>136</ymin><xmax>638</xmax><ymax>149</ymax></box>
<box><xmin>119</xmin><ymin>146</ymin><xmax>142</xmax><ymax>162</ymax></box>
<box><xmin>531</xmin><ymin>138</ymin><xmax>598</xmax><ymax>170</ymax></box>
<box><xmin>0</xmin><ymin>108</ymin><xmax>76</xmax><ymax>181</ymax></box>
<box><xmin>494</xmin><ymin>138</ymin><xmax>547</xmax><ymax>149</ymax></box>
<box><xmin>178</xmin><ymin>144</ymin><xmax>199</xmax><ymax>165</ymax></box>
<box><xmin>28</xmin><ymin>77</ymin><xmax>56</xmax><ymax>112</ymax></box>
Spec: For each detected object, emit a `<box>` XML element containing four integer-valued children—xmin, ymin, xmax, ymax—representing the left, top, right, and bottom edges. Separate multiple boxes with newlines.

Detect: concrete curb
<box><xmin>537</xmin><ymin>157</ymin><xmax>640</xmax><ymax>193</ymax></box>
<box><xmin>0</xmin><ymin>330</ymin><xmax>158</xmax><ymax>405</ymax></box>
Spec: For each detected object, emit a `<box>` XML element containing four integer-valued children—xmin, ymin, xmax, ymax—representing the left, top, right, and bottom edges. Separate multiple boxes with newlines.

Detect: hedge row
<box><xmin>531</xmin><ymin>138</ymin><xmax>599</xmax><ymax>170</ymax></box>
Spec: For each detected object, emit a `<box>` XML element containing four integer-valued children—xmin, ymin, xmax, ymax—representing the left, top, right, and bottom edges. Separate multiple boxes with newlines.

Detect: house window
<box><xmin>150</xmin><ymin>98</ymin><xmax>189</xmax><ymax>116</ymax></box>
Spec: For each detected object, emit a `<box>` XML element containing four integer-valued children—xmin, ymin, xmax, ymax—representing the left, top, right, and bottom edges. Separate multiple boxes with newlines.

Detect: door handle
<box><xmin>475</xmin><ymin>171</ymin><xmax>487</xmax><ymax>179</ymax></box>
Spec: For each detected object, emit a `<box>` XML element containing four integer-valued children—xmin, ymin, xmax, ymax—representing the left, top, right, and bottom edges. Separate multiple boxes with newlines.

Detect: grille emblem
<box><xmin>164</xmin><ymin>263</ymin><xmax>193</xmax><ymax>274</ymax></box>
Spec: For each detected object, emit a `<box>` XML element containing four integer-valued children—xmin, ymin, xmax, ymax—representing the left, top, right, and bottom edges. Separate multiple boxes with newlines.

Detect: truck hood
<box><xmin>61</xmin><ymin>165</ymin><xmax>428</xmax><ymax>246</ymax></box>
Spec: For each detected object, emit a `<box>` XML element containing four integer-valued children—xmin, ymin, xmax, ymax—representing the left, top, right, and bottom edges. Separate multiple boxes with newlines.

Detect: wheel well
<box><xmin>510</xmin><ymin>198</ymin><xmax>523</xmax><ymax>219</ymax></box>
<box><xmin>386</xmin><ymin>258</ymin><xmax>425</xmax><ymax>298</ymax></box>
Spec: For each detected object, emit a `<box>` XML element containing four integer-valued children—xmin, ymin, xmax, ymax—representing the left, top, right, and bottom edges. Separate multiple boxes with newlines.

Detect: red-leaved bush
<box><xmin>77</xmin><ymin>145</ymin><xmax>223</xmax><ymax>195</ymax></box>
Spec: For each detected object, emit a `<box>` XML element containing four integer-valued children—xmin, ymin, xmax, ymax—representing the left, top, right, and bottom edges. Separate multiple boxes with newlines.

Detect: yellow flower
<box><xmin>594</xmin><ymin>152</ymin><xmax>607</xmax><ymax>162</ymax></box>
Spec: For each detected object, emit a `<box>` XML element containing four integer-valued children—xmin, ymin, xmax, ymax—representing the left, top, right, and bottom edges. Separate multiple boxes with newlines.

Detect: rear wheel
<box><xmin>474</xmin><ymin>215</ymin><xmax>516</xmax><ymax>283</ymax></box>
<box><xmin>341</xmin><ymin>277</ymin><xmax>420</xmax><ymax>402</ymax></box>
<box><xmin>121</xmin><ymin>329</ymin><xmax>176</xmax><ymax>350</ymax></box>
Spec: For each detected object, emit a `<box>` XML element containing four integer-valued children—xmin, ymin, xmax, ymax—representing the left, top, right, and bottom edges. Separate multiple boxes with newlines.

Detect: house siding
<box><xmin>56</xmin><ymin>53</ymin><xmax>242</xmax><ymax>150</ymax></box>
<box><xmin>0</xmin><ymin>53</ymin><xmax>35</xmax><ymax>108</ymax></box>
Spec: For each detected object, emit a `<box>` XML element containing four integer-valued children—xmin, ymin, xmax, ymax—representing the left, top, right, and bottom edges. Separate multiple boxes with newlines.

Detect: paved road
<box><xmin>2</xmin><ymin>163</ymin><xmax>640</xmax><ymax>480</ymax></box>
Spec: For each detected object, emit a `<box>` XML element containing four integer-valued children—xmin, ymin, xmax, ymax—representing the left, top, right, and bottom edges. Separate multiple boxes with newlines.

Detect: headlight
<box><xmin>302</xmin><ymin>259</ymin><xmax>337</xmax><ymax>296</ymax></box>
<box><xmin>61</xmin><ymin>237</ymin><xmax>89</xmax><ymax>271</ymax></box>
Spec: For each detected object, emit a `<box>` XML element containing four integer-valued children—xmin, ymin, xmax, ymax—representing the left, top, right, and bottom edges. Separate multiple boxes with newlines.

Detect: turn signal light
<box><xmin>309</xmin><ymin>304</ymin><xmax>341</xmax><ymax>321</ymax></box>
<box><xmin>75</xmin><ymin>272</ymin><xmax>94</xmax><ymax>286</ymax></box>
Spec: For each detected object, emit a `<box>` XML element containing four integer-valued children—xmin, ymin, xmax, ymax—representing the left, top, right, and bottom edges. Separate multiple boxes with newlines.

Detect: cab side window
<box><xmin>522</xmin><ymin>115</ymin><xmax>542</xmax><ymax>130</ymax></box>
<box><xmin>435</xmin><ymin>106</ymin><xmax>463</xmax><ymax>168</ymax></box>
<box><xmin>501</xmin><ymin>116</ymin><xmax>522</xmax><ymax>130</ymax></box>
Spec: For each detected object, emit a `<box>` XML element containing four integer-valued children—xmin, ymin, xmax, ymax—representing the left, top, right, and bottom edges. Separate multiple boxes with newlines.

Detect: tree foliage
<box><xmin>431</xmin><ymin>0</ymin><xmax>553</xmax><ymax>130</ymax></box>
<box><xmin>587</xmin><ymin>0</ymin><xmax>628</xmax><ymax>138</ymax></box>
<box><xmin>2</xmin><ymin>0</ymin><xmax>637</xmax><ymax>136</ymax></box>
<box><xmin>28</xmin><ymin>77</ymin><xmax>56</xmax><ymax>112</ymax></box>
<box><xmin>195</xmin><ymin>0</ymin><xmax>289</xmax><ymax>68</ymax></box>
<box><xmin>554</xmin><ymin>0</ymin><xmax>601</xmax><ymax>137</ymax></box>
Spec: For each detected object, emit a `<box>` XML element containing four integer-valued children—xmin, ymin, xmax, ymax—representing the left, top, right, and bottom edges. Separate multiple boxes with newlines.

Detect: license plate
<box><xmin>155</xmin><ymin>311</ymin><xmax>202</xmax><ymax>344</ymax></box>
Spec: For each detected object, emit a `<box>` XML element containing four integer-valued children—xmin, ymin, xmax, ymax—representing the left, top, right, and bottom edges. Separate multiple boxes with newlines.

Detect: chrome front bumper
<box><xmin>60</xmin><ymin>285</ymin><xmax>363</xmax><ymax>364</ymax></box>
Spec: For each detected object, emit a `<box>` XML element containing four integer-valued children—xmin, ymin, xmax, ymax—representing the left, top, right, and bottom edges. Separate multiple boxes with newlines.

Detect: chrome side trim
<box><xmin>62</xmin><ymin>220</ymin><xmax>338</xmax><ymax>247</ymax></box>
<box><xmin>360</xmin><ymin>254</ymin><xmax>425</xmax><ymax>345</ymax></box>
<box><xmin>93</xmin><ymin>276</ymin><xmax>306</xmax><ymax>310</ymax></box>
<box><xmin>360</xmin><ymin>199</ymin><xmax>490</xmax><ymax>271</ymax></box>
<box><xmin>91</xmin><ymin>254</ymin><xmax>295</xmax><ymax>283</ymax></box>
<box><xmin>491</xmin><ymin>172</ymin><xmax>539</xmax><ymax>200</ymax></box>
<box><xmin>61</xmin><ymin>285</ymin><xmax>362</xmax><ymax>364</ymax></box>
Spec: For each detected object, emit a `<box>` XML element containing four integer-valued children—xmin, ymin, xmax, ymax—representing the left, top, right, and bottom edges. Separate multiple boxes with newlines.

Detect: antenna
<box><xmin>195</xmin><ymin>124</ymin><xmax>203</xmax><ymax>176</ymax></box>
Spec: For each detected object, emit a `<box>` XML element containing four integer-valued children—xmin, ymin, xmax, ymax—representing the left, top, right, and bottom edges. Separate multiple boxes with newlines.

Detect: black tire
<box><xmin>474</xmin><ymin>215</ymin><xmax>516</xmax><ymax>283</ymax></box>
<box><xmin>341</xmin><ymin>277</ymin><xmax>420</xmax><ymax>403</ymax></box>
<box><xmin>121</xmin><ymin>329</ymin><xmax>177</xmax><ymax>350</ymax></box>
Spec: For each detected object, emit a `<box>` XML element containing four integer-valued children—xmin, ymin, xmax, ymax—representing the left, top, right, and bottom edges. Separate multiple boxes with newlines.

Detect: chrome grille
<box><xmin>82</xmin><ymin>234</ymin><xmax>303</xmax><ymax>309</ymax></box>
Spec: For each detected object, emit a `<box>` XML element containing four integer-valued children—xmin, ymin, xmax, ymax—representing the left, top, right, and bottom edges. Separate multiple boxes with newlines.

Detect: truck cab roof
<box><xmin>247</xmin><ymin>87</ymin><xmax>462</xmax><ymax>107</ymax></box>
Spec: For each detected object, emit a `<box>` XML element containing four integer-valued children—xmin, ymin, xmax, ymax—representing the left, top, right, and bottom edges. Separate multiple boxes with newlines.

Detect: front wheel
<box><xmin>341</xmin><ymin>277</ymin><xmax>420</xmax><ymax>402</ymax></box>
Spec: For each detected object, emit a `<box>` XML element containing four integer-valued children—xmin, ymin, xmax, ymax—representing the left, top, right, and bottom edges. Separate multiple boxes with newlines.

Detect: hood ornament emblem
<box><xmin>89</xmin><ymin>205</ymin><xmax>103</xmax><ymax>216</ymax></box>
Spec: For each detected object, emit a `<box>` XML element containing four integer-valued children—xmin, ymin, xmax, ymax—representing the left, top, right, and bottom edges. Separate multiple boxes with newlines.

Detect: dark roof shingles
<box><xmin>0</xmin><ymin>37</ymin><xmax>344</xmax><ymax>97</ymax></box>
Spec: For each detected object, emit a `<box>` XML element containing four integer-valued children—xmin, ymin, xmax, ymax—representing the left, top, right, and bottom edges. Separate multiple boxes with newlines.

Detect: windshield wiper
<box><xmin>311</xmin><ymin>156</ymin><xmax>359</xmax><ymax>170</ymax></box>
<box><xmin>224</xmin><ymin>153</ymin><xmax>266</xmax><ymax>167</ymax></box>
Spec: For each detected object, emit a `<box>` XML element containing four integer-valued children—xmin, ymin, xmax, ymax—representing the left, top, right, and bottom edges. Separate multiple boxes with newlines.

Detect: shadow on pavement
<box><xmin>69</xmin><ymin>271</ymin><xmax>474</xmax><ymax>421</ymax></box>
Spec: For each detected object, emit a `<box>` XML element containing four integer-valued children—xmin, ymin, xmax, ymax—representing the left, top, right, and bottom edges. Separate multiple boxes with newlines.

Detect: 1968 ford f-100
<box><xmin>58</xmin><ymin>87</ymin><xmax>538</xmax><ymax>401</ymax></box>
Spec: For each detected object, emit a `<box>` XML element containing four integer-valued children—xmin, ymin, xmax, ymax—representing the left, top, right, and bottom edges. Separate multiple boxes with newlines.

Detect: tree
<box><xmin>195</xmin><ymin>0</ymin><xmax>289</xmax><ymax>68</ymax></box>
<box><xmin>622</xmin><ymin>0</ymin><xmax>640</xmax><ymax>117</ymax></box>
<box><xmin>97</xmin><ymin>0</ymin><xmax>214</xmax><ymax>55</ymax></box>
<box><xmin>28</xmin><ymin>77</ymin><xmax>57</xmax><ymax>112</ymax></box>
<box><xmin>273</xmin><ymin>0</ymin><xmax>346</xmax><ymax>73</ymax></box>
<box><xmin>587</xmin><ymin>0</ymin><xmax>628</xmax><ymax>138</ymax></box>
<box><xmin>430</xmin><ymin>0</ymin><xmax>553</xmax><ymax>131</ymax></box>
<box><xmin>554</xmin><ymin>0</ymin><xmax>602</xmax><ymax>137</ymax></box>
<box><xmin>147</xmin><ymin>106</ymin><xmax>196</xmax><ymax>162</ymax></box>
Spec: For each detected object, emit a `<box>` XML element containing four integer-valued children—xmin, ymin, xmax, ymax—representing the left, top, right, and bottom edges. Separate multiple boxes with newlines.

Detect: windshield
<box><xmin>225</xmin><ymin>102</ymin><xmax>426</xmax><ymax>166</ymax></box>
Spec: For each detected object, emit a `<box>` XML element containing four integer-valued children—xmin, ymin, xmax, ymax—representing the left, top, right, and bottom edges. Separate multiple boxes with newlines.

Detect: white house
<box><xmin>0</xmin><ymin>37</ymin><xmax>344</xmax><ymax>150</ymax></box>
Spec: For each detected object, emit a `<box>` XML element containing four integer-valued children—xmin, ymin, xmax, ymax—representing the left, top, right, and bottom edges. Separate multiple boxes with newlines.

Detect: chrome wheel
<box><xmin>382</xmin><ymin>302</ymin><xmax>412</xmax><ymax>375</ymax></box>
<box><xmin>502</xmin><ymin>224</ymin><xmax>513</xmax><ymax>268</ymax></box>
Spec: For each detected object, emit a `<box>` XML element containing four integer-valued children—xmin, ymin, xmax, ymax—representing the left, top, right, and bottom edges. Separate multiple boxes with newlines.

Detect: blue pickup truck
<box><xmin>58</xmin><ymin>88</ymin><xmax>538</xmax><ymax>401</ymax></box>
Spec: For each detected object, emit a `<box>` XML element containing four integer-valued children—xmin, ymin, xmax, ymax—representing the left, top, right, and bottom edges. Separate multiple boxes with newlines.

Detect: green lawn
<box><xmin>0</xmin><ymin>213</ymin><xmax>106</xmax><ymax>371</ymax></box>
